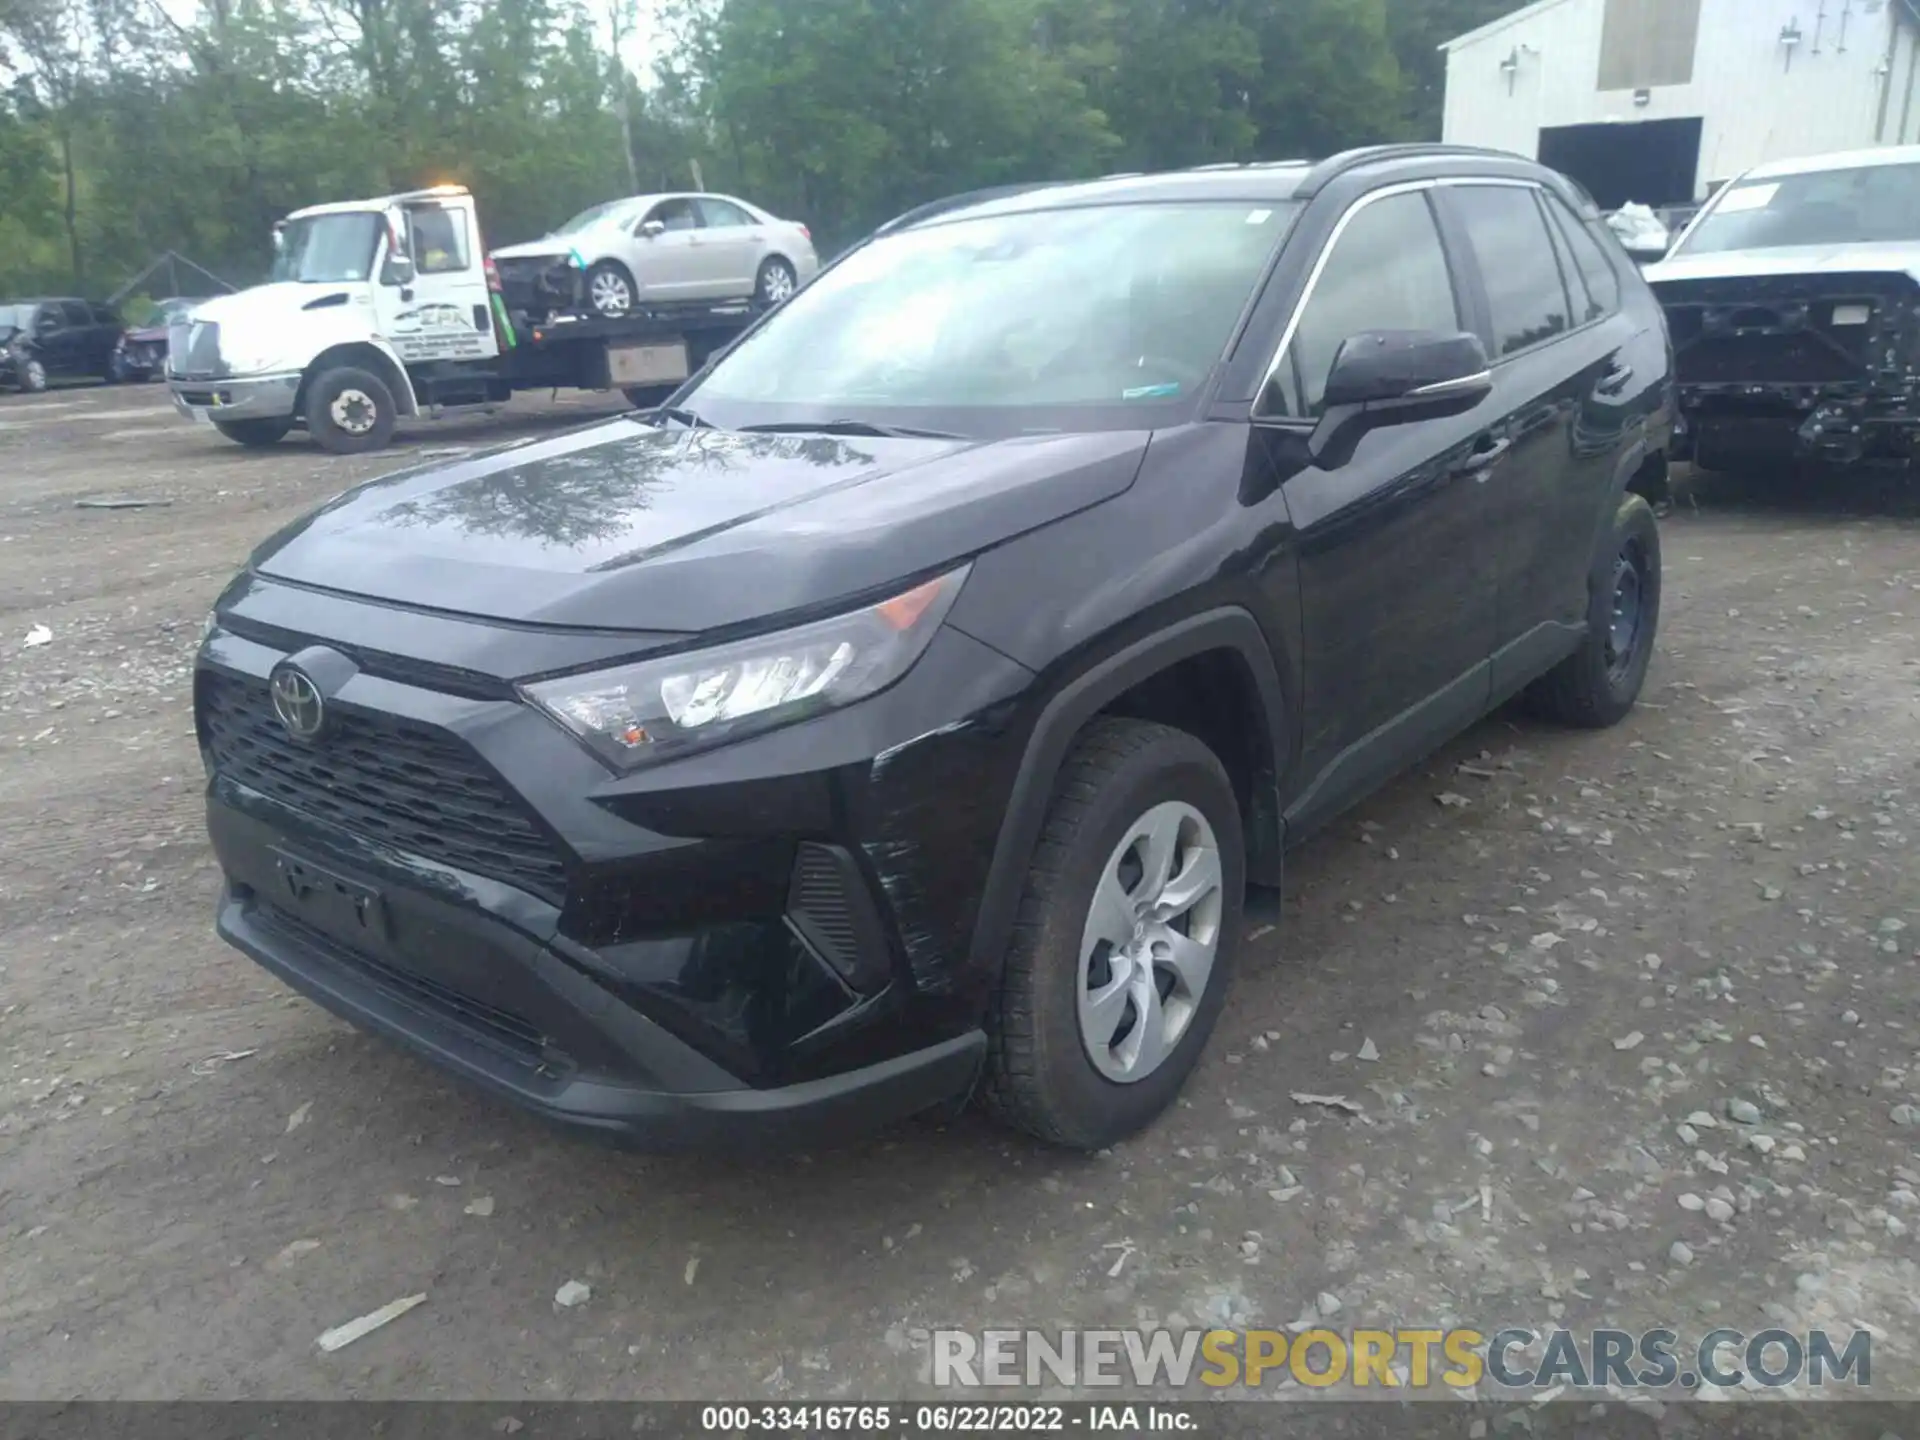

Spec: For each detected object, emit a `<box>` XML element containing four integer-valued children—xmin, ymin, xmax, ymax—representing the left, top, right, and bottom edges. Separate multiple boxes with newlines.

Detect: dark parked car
<box><xmin>114</xmin><ymin>297</ymin><xmax>208</xmax><ymax>382</ymax></box>
<box><xmin>0</xmin><ymin>298</ymin><xmax>125</xmax><ymax>392</ymax></box>
<box><xmin>195</xmin><ymin>144</ymin><xmax>1674</xmax><ymax>1151</ymax></box>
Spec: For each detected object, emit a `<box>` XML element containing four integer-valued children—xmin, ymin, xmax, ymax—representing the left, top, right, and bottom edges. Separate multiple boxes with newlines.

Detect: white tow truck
<box><xmin>165</xmin><ymin>184</ymin><xmax>759</xmax><ymax>453</ymax></box>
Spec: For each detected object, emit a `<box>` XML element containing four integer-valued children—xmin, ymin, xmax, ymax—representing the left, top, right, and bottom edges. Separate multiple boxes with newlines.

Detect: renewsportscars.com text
<box><xmin>932</xmin><ymin>1327</ymin><xmax>1872</xmax><ymax>1391</ymax></box>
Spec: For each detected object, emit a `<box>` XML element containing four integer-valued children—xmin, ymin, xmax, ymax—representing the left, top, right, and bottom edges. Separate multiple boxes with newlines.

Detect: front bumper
<box><xmin>195</xmin><ymin>578</ymin><xmax>1034</xmax><ymax>1147</ymax></box>
<box><xmin>216</xmin><ymin>875</ymin><xmax>984</xmax><ymax>1148</ymax></box>
<box><xmin>1675</xmin><ymin>384</ymin><xmax>1918</xmax><ymax>467</ymax></box>
<box><xmin>169</xmin><ymin>370</ymin><xmax>302</xmax><ymax>423</ymax></box>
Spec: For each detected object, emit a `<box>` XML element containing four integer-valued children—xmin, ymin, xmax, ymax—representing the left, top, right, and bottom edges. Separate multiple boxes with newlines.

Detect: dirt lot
<box><xmin>3</xmin><ymin>382</ymin><xmax>1919</xmax><ymax>1403</ymax></box>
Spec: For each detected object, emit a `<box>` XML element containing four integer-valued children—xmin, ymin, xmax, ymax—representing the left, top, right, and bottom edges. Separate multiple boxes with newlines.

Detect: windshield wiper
<box><xmin>640</xmin><ymin>405</ymin><xmax>716</xmax><ymax>430</ymax></box>
<box><xmin>738</xmin><ymin>419</ymin><xmax>965</xmax><ymax>440</ymax></box>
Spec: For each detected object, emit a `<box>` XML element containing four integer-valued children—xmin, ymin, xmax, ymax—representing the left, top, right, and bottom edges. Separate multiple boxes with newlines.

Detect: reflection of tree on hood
<box><xmin>376</xmin><ymin>428</ymin><xmax>869</xmax><ymax>549</ymax></box>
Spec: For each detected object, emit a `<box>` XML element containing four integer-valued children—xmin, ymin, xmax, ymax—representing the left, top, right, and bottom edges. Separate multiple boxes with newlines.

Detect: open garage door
<box><xmin>1537</xmin><ymin>117</ymin><xmax>1703</xmax><ymax>209</ymax></box>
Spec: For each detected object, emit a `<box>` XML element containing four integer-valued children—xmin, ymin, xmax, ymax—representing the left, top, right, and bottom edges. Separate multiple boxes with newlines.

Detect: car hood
<box><xmin>492</xmin><ymin>235</ymin><xmax>593</xmax><ymax>261</ymax></box>
<box><xmin>1647</xmin><ymin>240</ymin><xmax>1920</xmax><ymax>285</ymax></box>
<box><xmin>250</xmin><ymin>420</ymin><xmax>1149</xmax><ymax>632</ymax></box>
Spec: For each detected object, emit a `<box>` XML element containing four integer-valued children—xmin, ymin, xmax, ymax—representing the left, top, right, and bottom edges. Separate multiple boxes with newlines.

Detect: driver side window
<box><xmin>644</xmin><ymin>198</ymin><xmax>702</xmax><ymax>233</ymax></box>
<box><xmin>1260</xmin><ymin>191</ymin><xmax>1461</xmax><ymax>420</ymax></box>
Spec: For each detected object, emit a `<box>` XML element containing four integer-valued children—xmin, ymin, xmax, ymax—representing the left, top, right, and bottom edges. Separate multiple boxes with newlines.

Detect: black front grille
<box><xmin>200</xmin><ymin>670</ymin><xmax>569</xmax><ymax>904</ymax></box>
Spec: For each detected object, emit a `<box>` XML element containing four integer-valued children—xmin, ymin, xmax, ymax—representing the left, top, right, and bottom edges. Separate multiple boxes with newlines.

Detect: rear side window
<box><xmin>1542</xmin><ymin>193</ymin><xmax>1621</xmax><ymax>317</ymax></box>
<box><xmin>1451</xmin><ymin>185</ymin><xmax>1573</xmax><ymax>358</ymax></box>
<box><xmin>1263</xmin><ymin>190</ymin><xmax>1461</xmax><ymax>418</ymax></box>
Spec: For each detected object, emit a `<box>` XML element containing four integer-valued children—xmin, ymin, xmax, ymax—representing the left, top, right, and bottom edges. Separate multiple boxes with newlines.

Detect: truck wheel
<box><xmin>307</xmin><ymin>365</ymin><xmax>396</xmax><ymax>454</ymax></box>
<box><xmin>982</xmin><ymin>718</ymin><xmax>1245</xmax><ymax>1150</ymax></box>
<box><xmin>754</xmin><ymin>257</ymin><xmax>797</xmax><ymax>307</ymax></box>
<box><xmin>213</xmin><ymin>418</ymin><xmax>292</xmax><ymax>448</ymax></box>
<box><xmin>18</xmin><ymin>358</ymin><xmax>47</xmax><ymax>393</ymax></box>
<box><xmin>585</xmin><ymin>261</ymin><xmax>636</xmax><ymax>318</ymax></box>
<box><xmin>1521</xmin><ymin>492</ymin><xmax>1661</xmax><ymax>729</ymax></box>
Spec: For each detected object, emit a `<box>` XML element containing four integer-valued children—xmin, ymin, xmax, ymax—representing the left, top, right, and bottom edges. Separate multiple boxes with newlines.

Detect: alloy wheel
<box><xmin>762</xmin><ymin>264</ymin><xmax>796</xmax><ymax>303</ymax></box>
<box><xmin>591</xmin><ymin>270</ymin><xmax>634</xmax><ymax>316</ymax></box>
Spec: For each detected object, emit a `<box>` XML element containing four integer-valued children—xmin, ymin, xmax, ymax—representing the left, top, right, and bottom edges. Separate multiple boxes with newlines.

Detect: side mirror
<box><xmin>1308</xmin><ymin>329</ymin><xmax>1492</xmax><ymax>468</ymax></box>
<box><xmin>382</xmin><ymin>252</ymin><xmax>416</xmax><ymax>287</ymax></box>
<box><xmin>640</xmin><ymin>219</ymin><xmax>667</xmax><ymax>239</ymax></box>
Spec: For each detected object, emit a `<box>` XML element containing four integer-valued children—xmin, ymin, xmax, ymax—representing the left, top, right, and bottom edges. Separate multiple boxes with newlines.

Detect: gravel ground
<box><xmin>3</xmin><ymin>383</ymin><xmax>1919</xmax><ymax>1404</ymax></box>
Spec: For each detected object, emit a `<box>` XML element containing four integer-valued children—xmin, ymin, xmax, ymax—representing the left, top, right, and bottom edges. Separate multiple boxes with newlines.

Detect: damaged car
<box><xmin>1645</xmin><ymin>144</ymin><xmax>1920</xmax><ymax>472</ymax></box>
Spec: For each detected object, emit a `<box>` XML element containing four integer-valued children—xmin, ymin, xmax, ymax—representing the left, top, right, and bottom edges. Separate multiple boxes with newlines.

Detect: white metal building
<box><xmin>1441</xmin><ymin>0</ymin><xmax>1920</xmax><ymax>205</ymax></box>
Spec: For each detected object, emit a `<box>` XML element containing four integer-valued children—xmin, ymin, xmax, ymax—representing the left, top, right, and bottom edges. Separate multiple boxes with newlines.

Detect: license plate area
<box><xmin>271</xmin><ymin>847</ymin><xmax>388</xmax><ymax>944</ymax></box>
<box><xmin>607</xmin><ymin>339</ymin><xmax>690</xmax><ymax>386</ymax></box>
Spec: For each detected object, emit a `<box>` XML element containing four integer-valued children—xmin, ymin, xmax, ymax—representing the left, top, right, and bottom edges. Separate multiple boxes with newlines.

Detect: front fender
<box><xmin>965</xmin><ymin>607</ymin><xmax>1288</xmax><ymax>983</ymax></box>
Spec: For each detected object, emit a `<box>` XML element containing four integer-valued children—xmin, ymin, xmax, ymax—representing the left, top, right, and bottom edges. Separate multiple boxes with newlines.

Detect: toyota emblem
<box><xmin>269</xmin><ymin>665</ymin><xmax>328</xmax><ymax>741</ymax></box>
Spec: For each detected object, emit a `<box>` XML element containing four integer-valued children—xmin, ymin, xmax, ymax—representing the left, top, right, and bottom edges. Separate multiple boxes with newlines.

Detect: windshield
<box><xmin>270</xmin><ymin>213</ymin><xmax>382</xmax><ymax>283</ymax></box>
<box><xmin>552</xmin><ymin>200</ymin><xmax>641</xmax><ymax>236</ymax></box>
<box><xmin>0</xmin><ymin>304</ymin><xmax>33</xmax><ymax>333</ymax></box>
<box><xmin>686</xmin><ymin>200</ymin><xmax>1295</xmax><ymax>430</ymax></box>
<box><xmin>1675</xmin><ymin>162</ymin><xmax>1920</xmax><ymax>256</ymax></box>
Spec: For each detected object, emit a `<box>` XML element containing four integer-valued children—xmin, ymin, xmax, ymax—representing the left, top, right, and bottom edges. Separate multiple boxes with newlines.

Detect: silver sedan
<box><xmin>491</xmin><ymin>192</ymin><xmax>820</xmax><ymax>317</ymax></box>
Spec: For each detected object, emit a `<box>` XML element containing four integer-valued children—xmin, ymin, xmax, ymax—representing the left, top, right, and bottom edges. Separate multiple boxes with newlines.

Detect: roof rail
<box><xmin>1295</xmin><ymin>143</ymin><xmax>1525</xmax><ymax>196</ymax></box>
<box><xmin>874</xmin><ymin>182</ymin><xmax>1058</xmax><ymax>235</ymax></box>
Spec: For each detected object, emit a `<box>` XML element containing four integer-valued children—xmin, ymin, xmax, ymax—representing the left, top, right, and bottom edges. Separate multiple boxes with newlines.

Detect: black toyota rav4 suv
<box><xmin>197</xmin><ymin>145</ymin><xmax>1674</xmax><ymax>1151</ymax></box>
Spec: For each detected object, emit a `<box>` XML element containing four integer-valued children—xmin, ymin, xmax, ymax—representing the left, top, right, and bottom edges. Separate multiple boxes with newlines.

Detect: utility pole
<box><xmin>609</xmin><ymin>0</ymin><xmax>641</xmax><ymax>192</ymax></box>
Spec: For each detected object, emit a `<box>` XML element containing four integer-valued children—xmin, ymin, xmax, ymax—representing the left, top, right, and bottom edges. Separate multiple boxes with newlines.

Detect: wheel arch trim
<box><xmin>965</xmin><ymin>607</ymin><xmax>1288</xmax><ymax>985</ymax></box>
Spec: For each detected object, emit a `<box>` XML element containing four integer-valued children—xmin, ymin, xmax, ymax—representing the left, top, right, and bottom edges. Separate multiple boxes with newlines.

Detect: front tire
<box><xmin>754</xmin><ymin>256</ymin><xmax>797</xmax><ymax>307</ymax></box>
<box><xmin>17</xmin><ymin>357</ymin><xmax>48</xmax><ymax>394</ymax></box>
<box><xmin>306</xmin><ymin>365</ymin><xmax>396</xmax><ymax>454</ymax></box>
<box><xmin>585</xmin><ymin>260</ymin><xmax>637</xmax><ymax>318</ymax></box>
<box><xmin>1522</xmin><ymin>492</ymin><xmax>1662</xmax><ymax>728</ymax></box>
<box><xmin>983</xmin><ymin>718</ymin><xmax>1245</xmax><ymax>1150</ymax></box>
<box><xmin>213</xmin><ymin>418</ymin><xmax>292</xmax><ymax>448</ymax></box>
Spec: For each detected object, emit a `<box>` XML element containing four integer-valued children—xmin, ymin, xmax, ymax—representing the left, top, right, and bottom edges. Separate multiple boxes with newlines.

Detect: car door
<box><xmin>34</xmin><ymin>304</ymin><xmax>79</xmax><ymax>376</ymax></box>
<box><xmin>694</xmin><ymin>196</ymin><xmax>765</xmax><ymax>295</ymax></box>
<box><xmin>1435</xmin><ymin>181</ymin><xmax>1639</xmax><ymax>698</ymax></box>
<box><xmin>631</xmin><ymin>198</ymin><xmax>710</xmax><ymax>297</ymax></box>
<box><xmin>87</xmin><ymin>304</ymin><xmax>123</xmax><ymax>371</ymax></box>
<box><xmin>392</xmin><ymin>200</ymin><xmax>498</xmax><ymax>363</ymax></box>
<box><xmin>1256</xmin><ymin>185</ymin><xmax>1502</xmax><ymax>833</ymax></box>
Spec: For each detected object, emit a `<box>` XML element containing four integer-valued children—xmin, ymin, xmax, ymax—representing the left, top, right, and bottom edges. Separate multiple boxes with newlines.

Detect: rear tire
<box><xmin>306</xmin><ymin>365</ymin><xmax>396</xmax><ymax>454</ymax></box>
<box><xmin>754</xmin><ymin>256</ymin><xmax>798</xmax><ymax>307</ymax></box>
<box><xmin>982</xmin><ymin>718</ymin><xmax>1245</xmax><ymax>1150</ymax></box>
<box><xmin>213</xmin><ymin>418</ymin><xmax>292</xmax><ymax>448</ymax></box>
<box><xmin>1521</xmin><ymin>492</ymin><xmax>1661</xmax><ymax>728</ymax></box>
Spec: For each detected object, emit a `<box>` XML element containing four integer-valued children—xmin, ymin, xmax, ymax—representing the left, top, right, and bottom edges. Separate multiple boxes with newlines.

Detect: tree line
<box><xmin>0</xmin><ymin>0</ymin><xmax>1515</xmax><ymax>299</ymax></box>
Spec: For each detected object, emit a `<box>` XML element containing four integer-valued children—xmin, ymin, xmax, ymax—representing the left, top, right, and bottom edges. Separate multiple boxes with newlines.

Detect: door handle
<box><xmin>1596</xmin><ymin>362</ymin><xmax>1634</xmax><ymax>397</ymax></box>
<box><xmin>1454</xmin><ymin>435</ymin><xmax>1511</xmax><ymax>480</ymax></box>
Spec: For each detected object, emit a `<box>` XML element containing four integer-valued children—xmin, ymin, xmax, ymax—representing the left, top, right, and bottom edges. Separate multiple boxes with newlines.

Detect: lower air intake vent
<box><xmin>785</xmin><ymin>843</ymin><xmax>889</xmax><ymax>993</ymax></box>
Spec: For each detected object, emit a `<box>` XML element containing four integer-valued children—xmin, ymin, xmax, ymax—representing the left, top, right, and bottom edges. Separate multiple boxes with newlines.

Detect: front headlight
<box><xmin>522</xmin><ymin>566</ymin><xmax>969</xmax><ymax>770</ymax></box>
